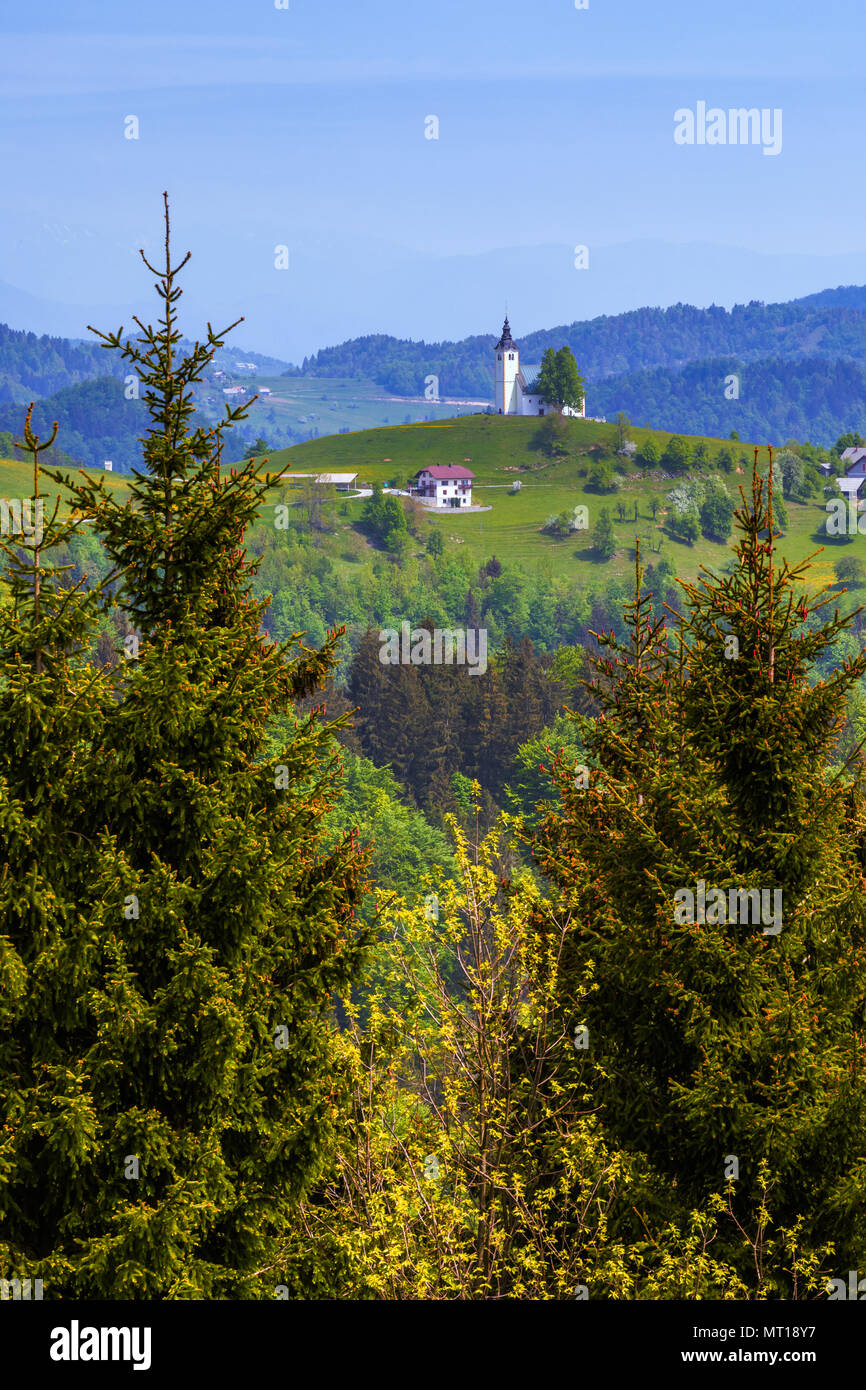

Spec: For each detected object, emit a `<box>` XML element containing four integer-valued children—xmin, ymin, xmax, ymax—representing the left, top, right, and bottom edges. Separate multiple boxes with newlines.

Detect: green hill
<box><xmin>266</xmin><ymin>413</ymin><xmax>845</xmax><ymax>592</ymax></box>
<box><xmin>0</xmin><ymin>454</ymin><xmax>130</xmax><ymax>510</ymax></box>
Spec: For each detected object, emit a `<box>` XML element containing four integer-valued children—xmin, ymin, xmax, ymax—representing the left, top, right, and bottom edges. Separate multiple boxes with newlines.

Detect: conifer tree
<box><xmin>0</xmin><ymin>408</ymin><xmax>124</xmax><ymax>1296</ymax></box>
<box><xmin>534</xmin><ymin>452</ymin><xmax>866</xmax><ymax>1285</ymax></box>
<box><xmin>0</xmin><ymin>196</ymin><xmax>366</xmax><ymax>1298</ymax></box>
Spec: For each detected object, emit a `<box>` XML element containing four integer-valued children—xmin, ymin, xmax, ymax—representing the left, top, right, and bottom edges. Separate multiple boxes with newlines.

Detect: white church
<box><xmin>493</xmin><ymin>316</ymin><xmax>586</xmax><ymax>418</ymax></box>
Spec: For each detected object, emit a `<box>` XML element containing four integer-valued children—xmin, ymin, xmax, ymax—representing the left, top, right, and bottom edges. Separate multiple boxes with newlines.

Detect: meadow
<box><xmin>265</xmin><ymin>414</ymin><xmax>856</xmax><ymax>592</ymax></box>
<box><xmin>1</xmin><ymin>411</ymin><xmax>861</xmax><ymax>599</ymax></box>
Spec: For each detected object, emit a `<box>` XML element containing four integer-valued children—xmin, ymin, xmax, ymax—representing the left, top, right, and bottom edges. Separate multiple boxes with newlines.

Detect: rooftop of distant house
<box><xmin>414</xmin><ymin>465</ymin><xmax>475</xmax><ymax>480</ymax></box>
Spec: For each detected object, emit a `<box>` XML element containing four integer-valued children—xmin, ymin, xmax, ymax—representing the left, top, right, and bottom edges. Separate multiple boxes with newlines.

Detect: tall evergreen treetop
<box><xmin>0</xmin><ymin>196</ymin><xmax>367</xmax><ymax>1299</ymax></box>
<box><xmin>532</xmin><ymin>452</ymin><xmax>866</xmax><ymax>1285</ymax></box>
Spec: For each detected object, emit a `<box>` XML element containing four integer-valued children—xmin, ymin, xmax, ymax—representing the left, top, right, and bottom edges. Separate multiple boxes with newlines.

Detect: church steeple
<box><xmin>495</xmin><ymin>315</ymin><xmax>517</xmax><ymax>352</ymax></box>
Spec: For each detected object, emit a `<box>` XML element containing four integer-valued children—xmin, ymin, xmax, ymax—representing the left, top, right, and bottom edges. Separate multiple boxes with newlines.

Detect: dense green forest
<box><xmin>591</xmin><ymin>354</ymin><xmax>866</xmax><ymax>446</ymax></box>
<box><xmin>3</xmin><ymin>220</ymin><xmax>866</xmax><ymax>1304</ymax></box>
<box><xmin>0</xmin><ymin>320</ymin><xmax>290</xmax><ymax>402</ymax></box>
<box><xmin>0</xmin><ymin>376</ymin><xmax>265</xmax><ymax>471</ymax></box>
<box><xmin>36</xmin><ymin>463</ymin><xmax>866</xmax><ymax>856</ymax></box>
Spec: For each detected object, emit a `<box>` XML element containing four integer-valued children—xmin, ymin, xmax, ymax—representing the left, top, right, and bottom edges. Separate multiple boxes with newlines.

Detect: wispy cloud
<box><xmin>0</xmin><ymin>33</ymin><xmax>835</xmax><ymax>100</ymax></box>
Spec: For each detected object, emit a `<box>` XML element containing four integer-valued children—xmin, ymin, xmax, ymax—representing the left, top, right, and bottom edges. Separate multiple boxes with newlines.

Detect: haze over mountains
<box><xmin>4</xmin><ymin>224</ymin><xmax>866</xmax><ymax>363</ymax></box>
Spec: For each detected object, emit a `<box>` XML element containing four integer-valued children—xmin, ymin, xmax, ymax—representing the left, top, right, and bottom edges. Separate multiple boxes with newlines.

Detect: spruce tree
<box><xmin>0</xmin><ymin>409</ymin><xmax>122</xmax><ymax>1298</ymax></box>
<box><xmin>0</xmin><ymin>196</ymin><xmax>366</xmax><ymax>1298</ymax></box>
<box><xmin>534</xmin><ymin>452</ymin><xmax>866</xmax><ymax>1286</ymax></box>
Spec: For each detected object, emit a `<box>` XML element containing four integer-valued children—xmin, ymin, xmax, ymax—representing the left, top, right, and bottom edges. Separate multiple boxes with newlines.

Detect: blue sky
<box><xmin>1</xmin><ymin>0</ymin><xmax>864</xmax><ymax>359</ymax></box>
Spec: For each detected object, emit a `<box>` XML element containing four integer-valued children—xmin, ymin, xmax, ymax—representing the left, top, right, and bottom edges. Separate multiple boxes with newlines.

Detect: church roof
<box><xmin>495</xmin><ymin>315</ymin><xmax>518</xmax><ymax>351</ymax></box>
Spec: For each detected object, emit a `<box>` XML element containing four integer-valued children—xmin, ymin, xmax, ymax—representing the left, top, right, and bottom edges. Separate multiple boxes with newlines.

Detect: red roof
<box><xmin>415</xmin><ymin>465</ymin><xmax>475</xmax><ymax>480</ymax></box>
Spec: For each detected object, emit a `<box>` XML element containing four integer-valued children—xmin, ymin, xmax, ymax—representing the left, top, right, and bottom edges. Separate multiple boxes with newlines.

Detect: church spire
<box><xmin>495</xmin><ymin>315</ymin><xmax>517</xmax><ymax>351</ymax></box>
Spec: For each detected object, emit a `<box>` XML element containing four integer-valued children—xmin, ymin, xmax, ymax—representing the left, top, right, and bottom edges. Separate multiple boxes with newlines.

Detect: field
<box><xmin>265</xmin><ymin>414</ymin><xmax>853</xmax><ymax>592</ymax></box>
<box><xmin>2</xmin><ymin>412</ymin><xmax>859</xmax><ymax>599</ymax></box>
<box><xmin>193</xmin><ymin>374</ymin><xmax>487</xmax><ymax>442</ymax></box>
<box><xmin>0</xmin><ymin>456</ymin><xmax>131</xmax><ymax>511</ymax></box>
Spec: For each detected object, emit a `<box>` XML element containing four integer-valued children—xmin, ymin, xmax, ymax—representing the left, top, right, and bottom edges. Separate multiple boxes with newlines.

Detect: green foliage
<box><xmin>835</xmin><ymin>556</ymin><xmax>866</xmax><ymax>587</ymax></box>
<box><xmin>0</xmin><ymin>199</ymin><xmax>366</xmax><ymax>1299</ymax></box>
<box><xmin>587</xmin><ymin>461</ymin><xmax>617</xmax><ymax>493</ymax></box>
<box><xmin>506</xmin><ymin>713</ymin><xmax>587</xmax><ymax>824</ymax></box>
<box><xmin>536</xmin><ymin>346</ymin><xmax>585</xmax><ymax>413</ymax></box>
<box><xmin>835</xmin><ymin>431</ymin><xmax>865</xmax><ymax>457</ymax></box>
<box><xmin>362</xmin><ymin>482</ymin><xmax>408</xmax><ymax>551</ymax></box>
<box><xmin>534</xmin><ymin>410</ymin><xmax>570</xmax><ymax>457</ymax></box>
<box><xmin>591</xmin><ymin>358</ymin><xmax>864</xmax><ymax>452</ymax></box>
<box><xmin>615</xmin><ymin>412</ymin><xmax>631</xmax><ymax>453</ymax></box>
<box><xmin>426</xmin><ymin>528</ymin><xmax>444</xmax><ymax>559</ymax></box>
<box><xmin>533</xmin><ymin>470</ymin><xmax>866</xmax><ymax>1288</ymax></box>
<box><xmin>639</xmin><ymin>436</ymin><xmax>661</xmax><ymax>467</ymax></box>
<box><xmin>669</xmin><ymin>509</ymin><xmax>699</xmax><ymax>544</ymax></box>
<box><xmin>283</xmin><ymin>818</ymin><xmax>829</xmax><ymax>1299</ymax></box>
<box><xmin>0</xmin><ymin>377</ymin><xmax>149</xmax><ymax>471</ymax></box>
<box><xmin>662</xmin><ymin>434</ymin><xmax>691</xmax><ymax>474</ymax></box>
<box><xmin>322</xmin><ymin>749</ymin><xmax>454</xmax><ymax>914</ymax></box>
<box><xmin>593</xmin><ymin>506</ymin><xmax>616</xmax><ymax>560</ymax></box>
<box><xmin>346</xmin><ymin>629</ymin><xmax>572</xmax><ymax>812</ymax></box>
<box><xmin>699</xmin><ymin>477</ymin><xmax>735</xmax><ymax>541</ymax></box>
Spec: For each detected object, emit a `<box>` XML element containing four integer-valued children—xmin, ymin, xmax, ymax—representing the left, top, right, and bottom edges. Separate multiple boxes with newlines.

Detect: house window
<box><xmin>508</xmin><ymin>353</ymin><xmax>514</xmax><ymax>360</ymax></box>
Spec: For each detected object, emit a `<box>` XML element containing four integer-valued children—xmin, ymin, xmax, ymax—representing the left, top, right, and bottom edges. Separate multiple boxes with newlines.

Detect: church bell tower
<box><xmin>494</xmin><ymin>315</ymin><xmax>520</xmax><ymax>414</ymax></box>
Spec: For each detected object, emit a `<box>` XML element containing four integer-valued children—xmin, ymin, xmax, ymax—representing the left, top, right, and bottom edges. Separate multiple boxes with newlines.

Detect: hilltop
<box><xmin>267</xmin><ymin>413</ymin><xmax>847</xmax><ymax>591</ymax></box>
<box><xmin>7</xmin><ymin>286</ymin><xmax>866</xmax><ymax>470</ymax></box>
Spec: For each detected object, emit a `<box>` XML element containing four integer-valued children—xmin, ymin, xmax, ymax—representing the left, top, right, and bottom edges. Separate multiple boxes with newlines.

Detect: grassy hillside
<box><xmin>1</xmin><ymin>413</ymin><xmax>852</xmax><ymax>600</ymax></box>
<box><xmin>0</xmin><ymin>455</ymin><xmax>130</xmax><ymax>510</ymax></box>
<box><xmin>265</xmin><ymin>413</ymin><xmax>848</xmax><ymax>592</ymax></box>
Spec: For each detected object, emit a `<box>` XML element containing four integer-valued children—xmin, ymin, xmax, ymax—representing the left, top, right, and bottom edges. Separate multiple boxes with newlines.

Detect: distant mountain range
<box><xmin>291</xmin><ymin>288</ymin><xmax>866</xmax><ymax>398</ymax></box>
<box><xmin>5</xmin><ymin>286</ymin><xmax>866</xmax><ymax>463</ymax></box>
<box><xmin>5</xmin><ymin>228</ymin><xmax>866</xmax><ymax>362</ymax></box>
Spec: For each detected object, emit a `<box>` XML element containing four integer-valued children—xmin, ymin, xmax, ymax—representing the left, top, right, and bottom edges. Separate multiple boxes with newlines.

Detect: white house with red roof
<box><xmin>413</xmin><ymin>464</ymin><xmax>474</xmax><ymax>508</ymax></box>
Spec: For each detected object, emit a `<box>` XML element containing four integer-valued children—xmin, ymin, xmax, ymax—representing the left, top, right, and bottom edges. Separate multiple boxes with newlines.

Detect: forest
<box><xmin>292</xmin><ymin>291</ymin><xmax>866</xmax><ymax>396</ymax></box>
<box><xmin>2</xmin><ymin>212</ymin><xmax>866</xmax><ymax>1304</ymax></box>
